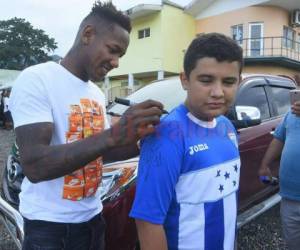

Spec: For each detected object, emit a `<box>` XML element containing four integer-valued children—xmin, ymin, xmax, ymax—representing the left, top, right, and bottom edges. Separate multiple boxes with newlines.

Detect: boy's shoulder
<box><xmin>157</xmin><ymin>104</ymin><xmax>188</xmax><ymax>132</ymax></box>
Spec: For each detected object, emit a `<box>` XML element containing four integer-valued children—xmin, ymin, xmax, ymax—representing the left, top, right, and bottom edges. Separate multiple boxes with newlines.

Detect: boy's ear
<box><xmin>180</xmin><ymin>72</ymin><xmax>189</xmax><ymax>90</ymax></box>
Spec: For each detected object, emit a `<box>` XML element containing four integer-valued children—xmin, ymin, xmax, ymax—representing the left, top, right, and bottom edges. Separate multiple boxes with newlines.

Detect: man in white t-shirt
<box><xmin>9</xmin><ymin>2</ymin><xmax>163</xmax><ymax>250</ymax></box>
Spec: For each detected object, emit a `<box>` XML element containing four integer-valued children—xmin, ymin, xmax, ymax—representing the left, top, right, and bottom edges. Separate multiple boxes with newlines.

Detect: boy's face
<box><xmin>180</xmin><ymin>57</ymin><xmax>241</xmax><ymax>121</ymax></box>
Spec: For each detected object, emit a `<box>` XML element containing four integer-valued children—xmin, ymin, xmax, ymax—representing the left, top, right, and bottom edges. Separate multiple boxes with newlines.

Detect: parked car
<box><xmin>0</xmin><ymin>74</ymin><xmax>296</xmax><ymax>249</ymax></box>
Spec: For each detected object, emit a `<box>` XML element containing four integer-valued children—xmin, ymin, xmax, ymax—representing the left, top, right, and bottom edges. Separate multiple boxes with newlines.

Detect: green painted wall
<box><xmin>161</xmin><ymin>5</ymin><xmax>195</xmax><ymax>73</ymax></box>
<box><xmin>109</xmin><ymin>4</ymin><xmax>196</xmax><ymax>78</ymax></box>
<box><xmin>109</xmin><ymin>12</ymin><xmax>163</xmax><ymax>77</ymax></box>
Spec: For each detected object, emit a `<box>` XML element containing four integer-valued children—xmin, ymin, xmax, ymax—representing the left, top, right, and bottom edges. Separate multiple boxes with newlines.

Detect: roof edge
<box><xmin>124</xmin><ymin>4</ymin><xmax>162</xmax><ymax>19</ymax></box>
<box><xmin>163</xmin><ymin>0</ymin><xmax>184</xmax><ymax>10</ymax></box>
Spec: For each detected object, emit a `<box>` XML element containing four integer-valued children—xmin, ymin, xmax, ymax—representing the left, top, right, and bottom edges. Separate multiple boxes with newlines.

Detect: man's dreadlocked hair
<box><xmin>86</xmin><ymin>1</ymin><xmax>132</xmax><ymax>33</ymax></box>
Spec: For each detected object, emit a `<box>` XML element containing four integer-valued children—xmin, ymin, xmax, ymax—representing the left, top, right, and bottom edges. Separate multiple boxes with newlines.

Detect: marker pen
<box><xmin>114</xmin><ymin>97</ymin><xmax>169</xmax><ymax>114</ymax></box>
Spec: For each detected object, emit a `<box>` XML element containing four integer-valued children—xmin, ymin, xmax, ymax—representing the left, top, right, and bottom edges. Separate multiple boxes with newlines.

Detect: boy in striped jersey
<box><xmin>130</xmin><ymin>33</ymin><xmax>243</xmax><ymax>250</ymax></box>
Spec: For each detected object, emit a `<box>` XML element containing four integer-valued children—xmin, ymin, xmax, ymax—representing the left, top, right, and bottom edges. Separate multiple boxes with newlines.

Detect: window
<box><xmin>231</xmin><ymin>24</ymin><xmax>243</xmax><ymax>45</ymax></box>
<box><xmin>269</xmin><ymin>86</ymin><xmax>291</xmax><ymax>116</ymax></box>
<box><xmin>283</xmin><ymin>26</ymin><xmax>295</xmax><ymax>49</ymax></box>
<box><xmin>249</xmin><ymin>23</ymin><xmax>263</xmax><ymax>56</ymax></box>
<box><xmin>236</xmin><ymin>86</ymin><xmax>270</xmax><ymax>120</ymax></box>
<box><xmin>138</xmin><ymin>28</ymin><xmax>150</xmax><ymax>39</ymax></box>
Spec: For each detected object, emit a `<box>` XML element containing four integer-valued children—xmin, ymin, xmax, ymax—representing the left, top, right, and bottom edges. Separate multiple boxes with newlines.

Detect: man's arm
<box><xmin>258</xmin><ymin>138</ymin><xmax>284</xmax><ymax>177</ymax></box>
<box><xmin>103</xmin><ymin>143</ymin><xmax>139</xmax><ymax>163</ymax></box>
<box><xmin>135</xmin><ymin>220</ymin><xmax>168</xmax><ymax>250</ymax></box>
<box><xmin>16</xmin><ymin>122</ymin><xmax>113</xmax><ymax>183</ymax></box>
<box><xmin>16</xmin><ymin>100</ymin><xmax>163</xmax><ymax>183</ymax></box>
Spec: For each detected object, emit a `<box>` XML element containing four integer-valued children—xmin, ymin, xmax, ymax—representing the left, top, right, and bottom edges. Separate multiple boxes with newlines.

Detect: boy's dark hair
<box><xmin>184</xmin><ymin>33</ymin><xmax>243</xmax><ymax>78</ymax></box>
<box><xmin>85</xmin><ymin>1</ymin><xmax>131</xmax><ymax>33</ymax></box>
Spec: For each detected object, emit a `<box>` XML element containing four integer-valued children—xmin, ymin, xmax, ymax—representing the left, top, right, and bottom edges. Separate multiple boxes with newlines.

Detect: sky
<box><xmin>0</xmin><ymin>0</ymin><xmax>191</xmax><ymax>56</ymax></box>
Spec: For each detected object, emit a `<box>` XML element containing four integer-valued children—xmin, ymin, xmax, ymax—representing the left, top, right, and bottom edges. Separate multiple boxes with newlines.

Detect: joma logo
<box><xmin>189</xmin><ymin>143</ymin><xmax>209</xmax><ymax>155</ymax></box>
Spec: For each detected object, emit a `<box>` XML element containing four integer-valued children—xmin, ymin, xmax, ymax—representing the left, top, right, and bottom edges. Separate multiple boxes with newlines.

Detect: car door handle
<box><xmin>270</xmin><ymin>128</ymin><xmax>275</xmax><ymax>135</ymax></box>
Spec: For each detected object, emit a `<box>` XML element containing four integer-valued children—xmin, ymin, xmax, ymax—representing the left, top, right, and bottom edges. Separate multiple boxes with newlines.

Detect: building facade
<box><xmin>102</xmin><ymin>0</ymin><xmax>300</xmax><ymax>102</ymax></box>
<box><xmin>186</xmin><ymin>0</ymin><xmax>300</xmax><ymax>78</ymax></box>
<box><xmin>104</xmin><ymin>0</ymin><xmax>195</xmax><ymax>103</ymax></box>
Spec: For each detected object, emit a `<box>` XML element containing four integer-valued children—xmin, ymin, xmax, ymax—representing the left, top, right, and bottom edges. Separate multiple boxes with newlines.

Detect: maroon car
<box><xmin>0</xmin><ymin>74</ymin><xmax>296</xmax><ymax>250</ymax></box>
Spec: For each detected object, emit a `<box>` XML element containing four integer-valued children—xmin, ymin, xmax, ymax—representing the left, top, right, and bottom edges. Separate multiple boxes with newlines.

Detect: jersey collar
<box><xmin>186</xmin><ymin>112</ymin><xmax>217</xmax><ymax>128</ymax></box>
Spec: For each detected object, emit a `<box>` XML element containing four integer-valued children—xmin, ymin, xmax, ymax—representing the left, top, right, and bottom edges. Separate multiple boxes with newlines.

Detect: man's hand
<box><xmin>258</xmin><ymin>164</ymin><xmax>273</xmax><ymax>179</ymax></box>
<box><xmin>109</xmin><ymin>100</ymin><xmax>164</xmax><ymax>146</ymax></box>
<box><xmin>291</xmin><ymin>101</ymin><xmax>300</xmax><ymax>116</ymax></box>
<box><xmin>258</xmin><ymin>138</ymin><xmax>284</xmax><ymax>183</ymax></box>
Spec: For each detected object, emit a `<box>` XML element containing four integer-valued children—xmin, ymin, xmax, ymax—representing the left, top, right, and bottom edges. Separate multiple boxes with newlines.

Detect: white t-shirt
<box><xmin>3</xmin><ymin>96</ymin><xmax>9</xmax><ymax>112</ymax></box>
<box><xmin>10</xmin><ymin>61</ymin><xmax>109</xmax><ymax>223</ymax></box>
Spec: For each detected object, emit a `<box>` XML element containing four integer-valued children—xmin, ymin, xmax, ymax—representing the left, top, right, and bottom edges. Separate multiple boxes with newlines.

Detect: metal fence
<box><xmin>238</xmin><ymin>36</ymin><xmax>300</xmax><ymax>61</ymax></box>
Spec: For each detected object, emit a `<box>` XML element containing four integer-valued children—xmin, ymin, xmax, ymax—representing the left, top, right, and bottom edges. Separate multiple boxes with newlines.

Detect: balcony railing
<box><xmin>237</xmin><ymin>36</ymin><xmax>300</xmax><ymax>62</ymax></box>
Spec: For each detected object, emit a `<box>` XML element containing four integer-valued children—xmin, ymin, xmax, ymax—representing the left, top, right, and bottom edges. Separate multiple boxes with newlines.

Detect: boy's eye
<box><xmin>223</xmin><ymin>78</ymin><xmax>237</xmax><ymax>85</ymax></box>
<box><xmin>198</xmin><ymin>76</ymin><xmax>213</xmax><ymax>83</ymax></box>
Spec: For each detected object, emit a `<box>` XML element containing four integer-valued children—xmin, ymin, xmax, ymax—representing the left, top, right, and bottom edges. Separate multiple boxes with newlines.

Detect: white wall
<box><xmin>199</xmin><ymin>0</ymin><xmax>268</xmax><ymax>19</ymax></box>
<box><xmin>186</xmin><ymin>0</ymin><xmax>268</xmax><ymax>19</ymax></box>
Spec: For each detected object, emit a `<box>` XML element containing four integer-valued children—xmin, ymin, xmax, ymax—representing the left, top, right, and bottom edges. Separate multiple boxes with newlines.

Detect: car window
<box><xmin>269</xmin><ymin>86</ymin><xmax>291</xmax><ymax>116</ymax></box>
<box><xmin>236</xmin><ymin>86</ymin><xmax>271</xmax><ymax>120</ymax></box>
<box><xmin>109</xmin><ymin>78</ymin><xmax>186</xmax><ymax>115</ymax></box>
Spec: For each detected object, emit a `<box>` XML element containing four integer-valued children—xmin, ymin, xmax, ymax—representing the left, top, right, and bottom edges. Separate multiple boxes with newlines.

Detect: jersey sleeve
<box><xmin>273</xmin><ymin>112</ymin><xmax>288</xmax><ymax>142</ymax></box>
<box><xmin>9</xmin><ymin>70</ymin><xmax>53</xmax><ymax>128</ymax></box>
<box><xmin>130</xmin><ymin>123</ymin><xmax>183</xmax><ymax>224</ymax></box>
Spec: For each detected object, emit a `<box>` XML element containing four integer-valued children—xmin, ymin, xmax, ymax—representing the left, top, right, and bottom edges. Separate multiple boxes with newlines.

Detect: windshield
<box><xmin>109</xmin><ymin>77</ymin><xmax>186</xmax><ymax>115</ymax></box>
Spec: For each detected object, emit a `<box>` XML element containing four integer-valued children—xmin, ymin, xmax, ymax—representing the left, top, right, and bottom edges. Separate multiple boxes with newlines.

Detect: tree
<box><xmin>0</xmin><ymin>17</ymin><xmax>57</xmax><ymax>70</ymax></box>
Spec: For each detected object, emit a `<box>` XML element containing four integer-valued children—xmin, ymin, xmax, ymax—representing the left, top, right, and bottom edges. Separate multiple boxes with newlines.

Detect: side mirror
<box><xmin>233</xmin><ymin>106</ymin><xmax>262</xmax><ymax>128</ymax></box>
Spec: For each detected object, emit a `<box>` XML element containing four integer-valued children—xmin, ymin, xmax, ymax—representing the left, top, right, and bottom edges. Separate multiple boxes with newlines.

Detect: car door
<box><xmin>235</xmin><ymin>77</ymin><xmax>279</xmax><ymax>211</ymax></box>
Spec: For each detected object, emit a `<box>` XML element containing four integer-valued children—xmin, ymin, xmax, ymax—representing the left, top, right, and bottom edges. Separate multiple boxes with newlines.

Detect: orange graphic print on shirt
<box><xmin>63</xmin><ymin>99</ymin><xmax>105</xmax><ymax>201</ymax></box>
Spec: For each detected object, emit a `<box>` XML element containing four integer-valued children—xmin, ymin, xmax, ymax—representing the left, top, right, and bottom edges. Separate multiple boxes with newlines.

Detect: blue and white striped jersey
<box><xmin>130</xmin><ymin>104</ymin><xmax>240</xmax><ymax>250</ymax></box>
